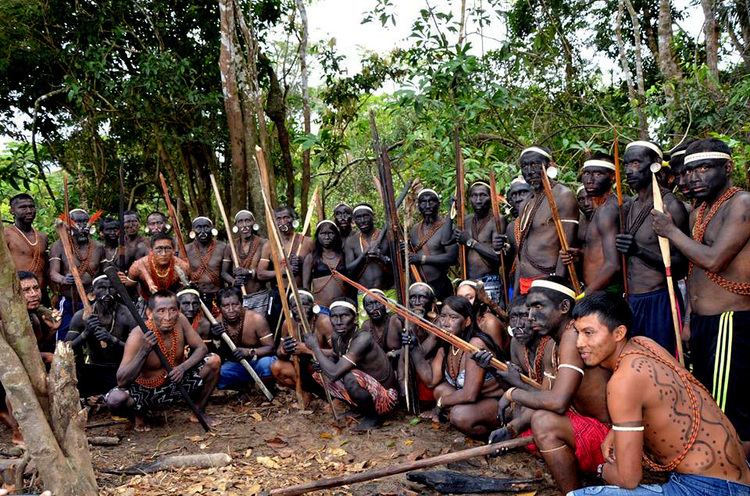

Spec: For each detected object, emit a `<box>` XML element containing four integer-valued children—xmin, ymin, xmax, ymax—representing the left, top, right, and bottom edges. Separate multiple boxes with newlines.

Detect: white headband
<box><xmin>352</xmin><ymin>205</ymin><xmax>373</xmax><ymax>214</ymax></box>
<box><xmin>69</xmin><ymin>208</ymin><xmax>88</xmax><ymax>217</ymax></box>
<box><xmin>510</xmin><ymin>176</ymin><xmax>527</xmax><ymax>185</ymax></box>
<box><xmin>669</xmin><ymin>149</ymin><xmax>686</xmax><ymax>158</ymax></box>
<box><xmin>416</xmin><ymin>188</ymin><xmax>440</xmax><ymax>200</ymax></box>
<box><xmin>368</xmin><ymin>288</ymin><xmax>387</xmax><ymax>297</ymax></box>
<box><xmin>289</xmin><ymin>290</ymin><xmax>315</xmax><ymax>302</ymax></box>
<box><xmin>192</xmin><ymin>216</ymin><xmax>213</xmax><ymax>225</ymax></box>
<box><xmin>234</xmin><ymin>210</ymin><xmax>254</xmax><ymax>222</ymax></box>
<box><xmin>333</xmin><ymin>202</ymin><xmax>351</xmax><ymax>211</ymax></box>
<box><xmin>92</xmin><ymin>274</ymin><xmax>108</xmax><ymax>285</ymax></box>
<box><xmin>469</xmin><ymin>181</ymin><xmax>491</xmax><ymax>191</ymax></box>
<box><xmin>576</xmin><ymin>185</ymin><xmax>585</xmax><ymax>195</ymax></box>
<box><xmin>625</xmin><ymin>141</ymin><xmax>663</xmax><ymax>159</ymax></box>
<box><xmin>683</xmin><ymin>152</ymin><xmax>732</xmax><ymax>165</ymax></box>
<box><xmin>315</xmin><ymin>219</ymin><xmax>339</xmax><ymax>231</ymax></box>
<box><xmin>409</xmin><ymin>282</ymin><xmax>434</xmax><ymax>295</ymax></box>
<box><xmin>329</xmin><ymin>301</ymin><xmax>357</xmax><ymax>314</ymax></box>
<box><xmin>583</xmin><ymin>160</ymin><xmax>616</xmax><ymax>171</ymax></box>
<box><xmin>177</xmin><ymin>288</ymin><xmax>201</xmax><ymax>298</ymax></box>
<box><xmin>457</xmin><ymin>280</ymin><xmax>477</xmax><ymax>290</ymax></box>
<box><xmin>520</xmin><ymin>147</ymin><xmax>552</xmax><ymax>161</ymax></box>
<box><xmin>530</xmin><ymin>279</ymin><xmax>576</xmax><ymax>299</ymax></box>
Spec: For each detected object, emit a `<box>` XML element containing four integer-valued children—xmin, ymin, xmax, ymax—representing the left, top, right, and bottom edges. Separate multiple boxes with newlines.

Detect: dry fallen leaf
<box><xmin>319</xmin><ymin>432</ymin><xmax>333</xmax><ymax>439</ymax></box>
<box><xmin>250</xmin><ymin>412</ymin><xmax>263</xmax><ymax>422</ymax></box>
<box><xmin>243</xmin><ymin>448</ymin><xmax>253</xmax><ymax>458</ymax></box>
<box><xmin>256</xmin><ymin>456</ymin><xmax>281</xmax><ymax>469</ymax></box>
<box><xmin>265</xmin><ymin>436</ymin><xmax>288</xmax><ymax>448</ymax></box>
<box><xmin>403</xmin><ymin>439</ymin><xmax>414</xmax><ymax>446</ymax></box>
<box><xmin>327</xmin><ymin>447</ymin><xmax>347</xmax><ymax>457</ymax></box>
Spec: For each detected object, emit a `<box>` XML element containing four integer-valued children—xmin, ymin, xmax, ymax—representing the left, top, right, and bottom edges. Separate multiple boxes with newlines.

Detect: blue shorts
<box><xmin>568</xmin><ymin>472</ymin><xmax>750</xmax><ymax>496</ymax></box>
<box><xmin>628</xmin><ymin>288</ymin><xmax>683</xmax><ymax>355</ymax></box>
<box><xmin>217</xmin><ymin>356</ymin><xmax>277</xmax><ymax>390</ymax></box>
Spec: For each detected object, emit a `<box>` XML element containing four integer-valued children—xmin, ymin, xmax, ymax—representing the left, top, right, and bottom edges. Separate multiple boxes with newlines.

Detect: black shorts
<box><xmin>690</xmin><ymin>310</ymin><xmax>750</xmax><ymax>440</ymax></box>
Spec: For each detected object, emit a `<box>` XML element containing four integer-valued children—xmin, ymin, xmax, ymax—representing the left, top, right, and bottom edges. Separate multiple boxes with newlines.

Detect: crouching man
<box><xmin>305</xmin><ymin>298</ymin><xmax>398</xmax><ymax>431</ymax></box>
<box><xmin>569</xmin><ymin>292</ymin><xmax>750</xmax><ymax>495</ymax></box>
<box><xmin>105</xmin><ymin>290</ymin><xmax>220</xmax><ymax>431</ymax></box>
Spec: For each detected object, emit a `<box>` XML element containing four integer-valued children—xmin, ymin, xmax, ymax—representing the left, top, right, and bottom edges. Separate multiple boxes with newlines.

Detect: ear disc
<box><xmin>165</xmin><ymin>223</ymin><xmax>171</xmax><ymax>232</ymax></box>
<box><xmin>546</xmin><ymin>167</ymin><xmax>558</xmax><ymax>179</ymax></box>
<box><xmin>312</xmin><ymin>304</ymin><xmax>321</xmax><ymax>314</ymax></box>
<box><xmin>650</xmin><ymin>163</ymin><xmax>662</xmax><ymax>173</ymax></box>
<box><xmin>211</xmin><ymin>228</ymin><xmax>219</xmax><ymax>237</ymax></box>
<box><xmin>253</xmin><ymin>224</ymin><xmax>260</xmax><ymax>232</ymax></box>
<box><xmin>232</xmin><ymin>226</ymin><xmax>239</xmax><ymax>234</ymax></box>
<box><xmin>292</xmin><ymin>219</ymin><xmax>300</xmax><ymax>229</ymax></box>
<box><xmin>88</xmin><ymin>225</ymin><xmax>97</xmax><ymax>235</ymax></box>
<box><xmin>189</xmin><ymin>231</ymin><xmax>196</xmax><ymax>240</ymax></box>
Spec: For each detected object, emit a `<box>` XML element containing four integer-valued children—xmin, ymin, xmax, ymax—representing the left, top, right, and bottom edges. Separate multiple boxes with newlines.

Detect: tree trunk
<box><xmin>296</xmin><ymin>0</ymin><xmax>312</xmax><ymax>220</ymax></box>
<box><xmin>701</xmin><ymin>0</ymin><xmax>720</xmax><ymax>84</ymax></box>
<box><xmin>219</xmin><ymin>0</ymin><xmax>249</xmax><ymax>216</ymax></box>
<box><xmin>623</xmin><ymin>0</ymin><xmax>649</xmax><ymax>138</ymax></box>
<box><xmin>657</xmin><ymin>0</ymin><xmax>682</xmax><ymax>110</ymax></box>
<box><xmin>0</xmin><ymin>228</ymin><xmax>98</xmax><ymax>495</ymax></box>
<box><xmin>263</xmin><ymin>56</ymin><xmax>295</xmax><ymax>208</ymax></box>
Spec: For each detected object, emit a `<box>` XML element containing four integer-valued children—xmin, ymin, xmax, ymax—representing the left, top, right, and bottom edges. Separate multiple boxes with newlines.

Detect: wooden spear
<box><xmin>295</xmin><ymin>185</ymin><xmax>318</xmax><ymax>257</ymax></box>
<box><xmin>209</xmin><ymin>174</ymin><xmax>246</xmax><ymax>297</ymax></box>
<box><xmin>332</xmin><ymin>270</ymin><xmax>541</xmax><ymax>389</ymax></box>
<box><xmin>613</xmin><ymin>129</ymin><xmax>629</xmax><ymax>296</ymax></box>
<box><xmin>268</xmin><ymin>435</ymin><xmax>532</xmax><ymax>495</ymax></box>
<box><xmin>489</xmin><ymin>171</ymin><xmax>510</xmax><ymax>308</ymax></box>
<box><xmin>159</xmin><ymin>173</ymin><xmax>188</xmax><ymax>259</ymax></box>
<box><xmin>650</xmin><ymin>163</ymin><xmax>685</xmax><ymax>366</ymax></box>
<box><xmin>197</xmin><ymin>299</ymin><xmax>274</xmax><ymax>400</ymax></box>
<box><xmin>540</xmin><ymin>166</ymin><xmax>582</xmax><ymax>294</ymax></box>
<box><xmin>454</xmin><ymin>129</ymin><xmax>468</xmax><ymax>280</ymax></box>
<box><xmin>57</xmin><ymin>178</ymin><xmax>92</xmax><ymax>320</ymax></box>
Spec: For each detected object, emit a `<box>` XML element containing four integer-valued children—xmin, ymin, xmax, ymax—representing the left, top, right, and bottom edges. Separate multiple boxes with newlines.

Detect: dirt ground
<box><xmin>1</xmin><ymin>389</ymin><xmax>562</xmax><ymax>495</ymax></box>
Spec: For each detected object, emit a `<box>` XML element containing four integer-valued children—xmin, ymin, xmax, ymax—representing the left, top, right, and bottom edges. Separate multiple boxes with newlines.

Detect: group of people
<box><xmin>2</xmin><ymin>136</ymin><xmax>749</xmax><ymax>495</ymax></box>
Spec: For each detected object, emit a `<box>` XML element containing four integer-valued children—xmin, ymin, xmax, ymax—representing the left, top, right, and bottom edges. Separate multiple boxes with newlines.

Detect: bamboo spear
<box><xmin>613</xmin><ymin>129</ymin><xmax>629</xmax><ymax>296</ymax></box>
<box><xmin>332</xmin><ymin>270</ymin><xmax>541</xmax><ymax>389</ymax></box>
<box><xmin>540</xmin><ymin>166</ymin><xmax>582</xmax><ymax>294</ymax></box>
<box><xmin>269</xmin><ymin>435</ymin><xmax>532</xmax><ymax>495</ymax></box>
<box><xmin>454</xmin><ymin>129</ymin><xmax>468</xmax><ymax>280</ymax></box>
<box><xmin>209</xmin><ymin>174</ymin><xmax>246</xmax><ymax>297</ymax></box>
<box><xmin>159</xmin><ymin>173</ymin><xmax>188</xmax><ymax>258</ymax></box>
<box><xmin>650</xmin><ymin>163</ymin><xmax>685</xmax><ymax>366</ymax></box>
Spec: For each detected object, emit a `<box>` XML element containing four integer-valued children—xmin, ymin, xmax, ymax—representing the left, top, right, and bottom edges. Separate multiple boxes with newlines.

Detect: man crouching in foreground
<box><xmin>106</xmin><ymin>290</ymin><xmax>220</xmax><ymax>431</ymax></box>
<box><xmin>569</xmin><ymin>292</ymin><xmax>750</xmax><ymax>495</ymax></box>
<box><xmin>305</xmin><ymin>298</ymin><xmax>398</xmax><ymax>431</ymax></box>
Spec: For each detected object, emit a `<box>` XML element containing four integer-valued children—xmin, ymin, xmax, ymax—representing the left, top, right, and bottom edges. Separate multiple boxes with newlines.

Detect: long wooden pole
<box><xmin>332</xmin><ymin>270</ymin><xmax>541</xmax><ymax>389</ymax></box>
<box><xmin>159</xmin><ymin>173</ymin><xmax>188</xmax><ymax>258</ymax></box>
<box><xmin>295</xmin><ymin>185</ymin><xmax>318</xmax><ymax>257</ymax></box>
<box><xmin>540</xmin><ymin>166</ymin><xmax>582</xmax><ymax>294</ymax></box>
<box><xmin>57</xmin><ymin>185</ymin><xmax>92</xmax><ymax>319</ymax></box>
<box><xmin>197</xmin><ymin>299</ymin><xmax>274</xmax><ymax>400</ymax></box>
<box><xmin>489</xmin><ymin>171</ymin><xmax>510</xmax><ymax>308</ymax></box>
<box><xmin>650</xmin><ymin>166</ymin><xmax>684</xmax><ymax>366</ymax></box>
<box><xmin>268</xmin><ymin>436</ymin><xmax>531</xmax><ymax>495</ymax></box>
<box><xmin>454</xmin><ymin>129</ymin><xmax>468</xmax><ymax>280</ymax></box>
<box><xmin>209</xmin><ymin>174</ymin><xmax>246</xmax><ymax>297</ymax></box>
<box><xmin>613</xmin><ymin>129</ymin><xmax>629</xmax><ymax>296</ymax></box>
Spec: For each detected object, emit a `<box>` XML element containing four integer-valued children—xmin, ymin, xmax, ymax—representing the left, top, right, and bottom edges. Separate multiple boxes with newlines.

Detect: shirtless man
<box><xmin>105</xmin><ymin>290</ymin><xmax>220</xmax><ymax>431</ymax></box>
<box><xmin>186</xmin><ymin>217</ymin><xmax>228</xmax><ymax>308</ymax></box>
<box><xmin>5</xmin><ymin>193</ymin><xmax>48</xmax><ymax>292</ymax></box>
<box><xmin>257</xmin><ymin>205</ymin><xmax>313</xmax><ymax>289</ymax></box>
<box><xmin>67</xmin><ymin>275</ymin><xmax>137</xmax><ymax>397</ymax></box>
<box><xmin>408</xmin><ymin>189</ymin><xmax>458</xmax><ymax>301</ymax></box>
<box><xmin>271</xmin><ymin>290</ymin><xmax>333</xmax><ymax>393</ymax></box>
<box><xmin>361</xmin><ymin>289</ymin><xmax>402</xmax><ymax>353</ymax></box>
<box><xmin>123</xmin><ymin>210</ymin><xmax>149</xmax><ymax>268</ymax></box>
<box><xmin>512</xmin><ymin>147</ymin><xmax>578</xmax><ymax>296</ymax></box>
<box><xmin>616</xmin><ymin>141</ymin><xmax>688</xmax><ymax>354</ymax></box>
<box><xmin>576</xmin><ymin>185</ymin><xmax>594</xmax><ymax>244</ymax></box>
<box><xmin>177</xmin><ymin>289</ymin><xmax>210</xmax><ymax>339</ymax></box>
<box><xmin>145</xmin><ymin>211</ymin><xmax>169</xmax><ymax>235</ymax></box>
<box><xmin>99</xmin><ymin>216</ymin><xmax>124</xmax><ymax>272</ymax></box>
<box><xmin>343</xmin><ymin>203</ymin><xmax>392</xmax><ymax>291</ymax></box>
<box><xmin>454</xmin><ymin>182</ymin><xmax>505</xmax><ymax>305</ymax></box>
<box><xmin>49</xmin><ymin>208</ymin><xmax>106</xmax><ymax>340</ymax></box>
<box><xmin>332</xmin><ymin>203</ymin><xmax>354</xmax><ymax>243</ymax></box>
<box><xmin>563</xmin><ymin>156</ymin><xmax>623</xmax><ymax>293</ymax></box>
<box><xmin>304</xmin><ymin>298</ymin><xmax>398</xmax><ymax>430</ymax></box>
<box><xmin>494</xmin><ymin>178</ymin><xmax>533</xmax><ymax>296</ymax></box>
<box><xmin>476</xmin><ymin>277</ymin><xmax>612</xmax><ymax>493</ymax></box>
<box><xmin>651</xmin><ymin>138</ymin><xmax>750</xmax><ymax>443</ymax></box>
<box><xmin>128</xmin><ymin>233</ymin><xmax>190</xmax><ymax>298</ymax></box>
<box><xmin>570</xmin><ymin>292</ymin><xmax>750</xmax><ymax>495</ymax></box>
<box><xmin>209</xmin><ymin>287</ymin><xmax>276</xmax><ymax>389</ymax></box>
<box><xmin>223</xmin><ymin>210</ymin><xmax>267</xmax><ymax>297</ymax></box>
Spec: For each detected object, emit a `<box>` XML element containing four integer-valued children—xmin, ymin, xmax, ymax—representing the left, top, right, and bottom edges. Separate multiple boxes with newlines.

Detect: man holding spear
<box><xmin>615</xmin><ymin>141</ymin><xmax>688</xmax><ymax>355</ymax></box>
<box><xmin>652</xmin><ymin>138</ymin><xmax>750</xmax><ymax>445</ymax></box>
<box><xmin>185</xmin><ymin>216</ymin><xmax>228</xmax><ymax>309</ymax></box>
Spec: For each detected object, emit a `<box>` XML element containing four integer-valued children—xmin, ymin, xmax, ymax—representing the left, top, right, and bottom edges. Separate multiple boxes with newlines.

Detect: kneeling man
<box><xmin>305</xmin><ymin>298</ymin><xmax>398</xmax><ymax>431</ymax></box>
<box><xmin>106</xmin><ymin>290</ymin><xmax>220</xmax><ymax>431</ymax></box>
<box><xmin>570</xmin><ymin>292</ymin><xmax>750</xmax><ymax>495</ymax></box>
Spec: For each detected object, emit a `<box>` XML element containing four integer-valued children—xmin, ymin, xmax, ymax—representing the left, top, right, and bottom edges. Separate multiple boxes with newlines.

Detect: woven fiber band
<box><xmin>583</xmin><ymin>159</ymin><xmax>616</xmax><ymax>171</ymax></box>
<box><xmin>625</xmin><ymin>141</ymin><xmax>663</xmax><ymax>159</ymax></box>
<box><xmin>530</xmin><ymin>279</ymin><xmax>576</xmax><ymax>299</ymax></box>
<box><xmin>329</xmin><ymin>301</ymin><xmax>357</xmax><ymax>313</ymax></box>
<box><xmin>683</xmin><ymin>152</ymin><xmax>731</xmax><ymax>165</ymax></box>
<box><xmin>520</xmin><ymin>146</ymin><xmax>552</xmax><ymax>160</ymax></box>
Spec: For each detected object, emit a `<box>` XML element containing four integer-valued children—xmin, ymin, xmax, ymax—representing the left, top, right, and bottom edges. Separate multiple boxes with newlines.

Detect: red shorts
<box><xmin>521</xmin><ymin>410</ymin><xmax>609</xmax><ymax>473</ymax></box>
<box><xmin>417</xmin><ymin>378</ymin><xmax>434</xmax><ymax>402</ymax></box>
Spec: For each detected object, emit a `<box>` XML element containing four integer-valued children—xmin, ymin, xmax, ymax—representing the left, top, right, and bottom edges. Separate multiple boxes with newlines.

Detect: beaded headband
<box><xmin>683</xmin><ymin>152</ymin><xmax>732</xmax><ymax>165</ymax></box>
<box><xmin>530</xmin><ymin>279</ymin><xmax>576</xmax><ymax>299</ymax></box>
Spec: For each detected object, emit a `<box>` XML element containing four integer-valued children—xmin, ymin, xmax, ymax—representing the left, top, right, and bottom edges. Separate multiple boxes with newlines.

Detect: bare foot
<box><xmin>134</xmin><ymin>416</ymin><xmax>150</xmax><ymax>432</ymax></box>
